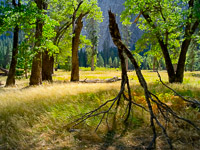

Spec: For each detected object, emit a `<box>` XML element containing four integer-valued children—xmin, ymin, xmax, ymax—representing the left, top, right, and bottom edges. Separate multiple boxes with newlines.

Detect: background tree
<box><xmin>121</xmin><ymin>0</ymin><xmax>200</xmax><ymax>83</ymax></box>
<box><xmin>186</xmin><ymin>39</ymin><xmax>199</xmax><ymax>71</ymax></box>
<box><xmin>5</xmin><ymin>0</ymin><xmax>21</xmax><ymax>86</ymax></box>
<box><xmin>0</xmin><ymin>37</ymin><xmax>12</xmax><ymax>69</ymax></box>
<box><xmin>85</xmin><ymin>18</ymin><xmax>99</xmax><ymax>71</ymax></box>
<box><xmin>113</xmin><ymin>57</ymin><xmax>119</xmax><ymax>68</ymax></box>
<box><xmin>42</xmin><ymin>0</ymin><xmax>74</xmax><ymax>81</ymax></box>
<box><xmin>17</xmin><ymin>40</ymin><xmax>33</xmax><ymax>79</ymax></box>
<box><xmin>108</xmin><ymin>57</ymin><xmax>112</xmax><ymax>68</ymax></box>
<box><xmin>122</xmin><ymin>25</ymin><xmax>131</xmax><ymax>70</ymax></box>
<box><xmin>97</xmin><ymin>54</ymin><xmax>104</xmax><ymax>67</ymax></box>
<box><xmin>1</xmin><ymin>0</ymin><xmax>38</xmax><ymax>86</ymax></box>
<box><xmin>71</xmin><ymin>0</ymin><xmax>102</xmax><ymax>81</ymax></box>
<box><xmin>30</xmin><ymin>0</ymin><xmax>47</xmax><ymax>85</ymax></box>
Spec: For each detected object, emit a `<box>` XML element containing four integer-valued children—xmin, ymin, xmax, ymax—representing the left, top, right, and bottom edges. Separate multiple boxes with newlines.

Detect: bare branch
<box><xmin>132</xmin><ymin>11</ymin><xmax>142</xmax><ymax>24</ymax></box>
<box><xmin>156</xmin><ymin>71</ymin><xmax>200</xmax><ymax>107</ymax></box>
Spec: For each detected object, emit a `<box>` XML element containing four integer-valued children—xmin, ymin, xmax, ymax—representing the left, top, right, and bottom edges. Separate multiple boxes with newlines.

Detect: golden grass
<box><xmin>0</xmin><ymin>69</ymin><xmax>199</xmax><ymax>149</ymax></box>
<box><xmin>0</xmin><ymin>82</ymin><xmax>120</xmax><ymax>107</ymax></box>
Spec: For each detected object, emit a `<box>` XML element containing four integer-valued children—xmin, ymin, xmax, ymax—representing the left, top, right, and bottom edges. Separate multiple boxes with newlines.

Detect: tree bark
<box><xmin>5</xmin><ymin>25</ymin><xmax>19</xmax><ymax>86</ymax></box>
<box><xmin>5</xmin><ymin>0</ymin><xmax>20</xmax><ymax>86</ymax></box>
<box><xmin>30</xmin><ymin>0</ymin><xmax>44</xmax><ymax>85</ymax></box>
<box><xmin>42</xmin><ymin>50</ymin><xmax>53</xmax><ymax>82</ymax></box>
<box><xmin>71</xmin><ymin>14</ymin><xmax>84</xmax><ymax>81</ymax></box>
<box><xmin>142</xmin><ymin>12</ymin><xmax>176</xmax><ymax>83</ymax></box>
<box><xmin>91</xmin><ymin>46</ymin><xmax>95</xmax><ymax>71</ymax></box>
<box><xmin>91</xmin><ymin>54</ymin><xmax>95</xmax><ymax>71</ymax></box>
<box><xmin>152</xmin><ymin>56</ymin><xmax>158</xmax><ymax>72</ymax></box>
<box><xmin>125</xmin><ymin>56</ymin><xmax>128</xmax><ymax>71</ymax></box>
<box><xmin>175</xmin><ymin>20</ymin><xmax>199</xmax><ymax>82</ymax></box>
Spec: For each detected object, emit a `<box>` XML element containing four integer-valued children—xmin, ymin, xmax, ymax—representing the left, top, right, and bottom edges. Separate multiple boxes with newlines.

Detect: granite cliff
<box><xmin>97</xmin><ymin>0</ymin><xmax>142</xmax><ymax>50</ymax></box>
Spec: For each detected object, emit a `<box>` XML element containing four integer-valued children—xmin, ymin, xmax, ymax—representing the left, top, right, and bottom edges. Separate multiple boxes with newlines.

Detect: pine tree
<box><xmin>108</xmin><ymin>57</ymin><xmax>113</xmax><ymax>68</ymax></box>
<box><xmin>113</xmin><ymin>57</ymin><xmax>118</xmax><ymax>68</ymax></box>
<box><xmin>85</xmin><ymin>18</ymin><xmax>99</xmax><ymax>71</ymax></box>
<box><xmin>97</xmin><ymin>54</ymin><xmax>104</xmax><ymax>67</ymax></box>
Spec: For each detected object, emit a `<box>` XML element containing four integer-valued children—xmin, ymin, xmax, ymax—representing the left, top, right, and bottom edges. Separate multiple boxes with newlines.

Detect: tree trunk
<box><xmin>71</xmin><ymin>15</ymin><xmax>83</xmax><ymax>81</ymax></box>
<box><xmin>175</xmin><ymin>40</ymin><xmax>192</xmax><ymax>82</ymax></box>
<box><xmin>42</xmin><ymin>50</ymin><xmax>53</xmax><ymax>82</ymax></box>
<box><xmin>125</xmin><ymin>56</ymin><xmax>128</xmax><ymax>71</ymax></box>
<box><xmin>152</xmin><ymin>56</ymin><xmax>157</xmax><ymax>72</ymax></box>
<box><xmin>91</xmin><ymin>54</ymin><xmax>95</xmax><ymax>71</ymax></box>
<box><xmin>188</xmin><ymin>51</ymin><xmax>195</xmax><ymax>72</ymax></box>
<box><xmin>5</xmin><ymin>0</ymin><xmax>20</xmax><ymax>86</ymax></box>
<box><xmin>24</xmin><ymin>62</ymin><xmax>28</xmax><ymax>79</ymax></box>
<box><xmin>30</xmin><ymin>0</ymin><xmax>44</xmax><ymax>85</ymax></box>
<box><xmin>142</xmin><ymin>0</ymin><xmax>199</xmax><ymax>83</ymax></box>
<box><xmin>91</xmin><ymin>46</ymin><xmax>95</xmax><ymax>71</ymax></box>
<box><xmin>5</xmin><ymin>26</ymin><xmax>19</xmax><ymax>86</ymax></box>
<box><xmin>175</xmin><ymin>18</ymin><xmax>199</xmax><ymax>82</ymax></box>
<box><xmin>142</xmin><ymin>12</ymin><xmax>176</xmax><ymax>83</ymax></box>
<box><xmin>3</xmin><ymin>45</ymin><xmax>10</xmax><ymax>68</ymax></box>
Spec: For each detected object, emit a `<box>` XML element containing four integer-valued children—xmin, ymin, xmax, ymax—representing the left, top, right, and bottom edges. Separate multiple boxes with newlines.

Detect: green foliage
<box><xmin>15</xmin><ymin>69</ymin><xmax>24</xmax><ymax>76</ymax></box>
<box><xmin>186</xmin><ymin>39</ymin><xmax>200</xmax><ymax>71</ymax></box>
<box><xmin>17</xmin><ymin>40</ymin><xmax>33</xmax><ymax>73</ymax></box>
<box><xmin>122</xmin><ymin>25</ymin><xmax>131</xmax><ymax>48</ymax></box>
<box><xmin>48</xmin><ymin>0</ymin><xmax>103</xmax><ymax>68</ymax></box>
<box><xmin>97</xmin><ymin>54</ymin><xmax>104</xmax><ymax>67</ymax></box>
<box><xmin>121</xmin><ymin>0</ymin><xmax>200</xmax><ymax>70</ymax></box>
<box><xmin>0</xmin><ymin>37</ymin><xmax>12</xmax><ymax>68</ymax></box>
<box><xmin>132</xmin><ymin>52</ymin><xmax>143</xmax><ymax>68</ymax></box>
<box><xmin>113</xmin><ymin>57</ymin><xmax>119</xmax><ymax>68</ymax></box>
<box><xmin>108</xmin><ymin>57</ymin><xmax>113</xmax><ymax>68</ymax></box>
<box><xmin>85</xmin><ymin>18</ymin><xmax>100</xmax><ymax>69</ymax></box>
<box><xmin>0</xmin><ymin>1</ymin><xmax>39</xmax><ymax>34</ymax></box>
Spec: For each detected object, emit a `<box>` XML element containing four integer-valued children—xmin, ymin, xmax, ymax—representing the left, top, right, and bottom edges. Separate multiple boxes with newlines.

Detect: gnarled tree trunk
<box><xmin>42</xmin><ymin>50</ymin><xmax>53</xmax><ymax>82</ymax></box>
<box><xmin>71</xmin><ymin>14</ymin><xmax>84</xmax><ymax>81</ymax></box>
<box><xmin>5</xmin><ymin>0</ymin><xmax>20</xmax><ymax>86</ymax></box>
<box><xmin>6</xmin><ymin>26</ymin><xmax>19</xmax><ymax>86</ymax></box>
<box><xmin>91</xmin><ymin>46</ymin><xmax>95</xmax><ymax>71</ymax></box>
<box><xmin>30</xmin><ymin>0</ymin><xmax>46</xmax><ymax>85</ymax></box>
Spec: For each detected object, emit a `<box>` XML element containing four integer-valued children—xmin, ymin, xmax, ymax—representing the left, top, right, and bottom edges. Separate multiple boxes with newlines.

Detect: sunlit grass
<box><xmin>0</xmin><ymin>69</ymin><xmax>199</xmax><ymax>149</ymax></box>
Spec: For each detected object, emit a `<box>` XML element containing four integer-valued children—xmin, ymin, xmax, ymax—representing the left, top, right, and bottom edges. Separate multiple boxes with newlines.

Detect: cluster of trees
<box><xmin>121</xmin><ymin>0</ymin><xmax>200</xmax><ymax>83</ymax></box>
<box><xmin>0</xmin><ymin>0</ymin><xmax>200</xmax><ymax>85</ymax></box>
<box><xmin>0</xmin><ymin>0</ymin><xmax>102</xmax><ymax>86</ymax></box>
<box><xmin>0</xmin><ymin>36</ymin><xmax>12</xmax><ymax>69</ymax></box>
<box><xmin>78</xmin><ymin>47</ymin><xmax>120</xmax><ymax>69</ymax></box>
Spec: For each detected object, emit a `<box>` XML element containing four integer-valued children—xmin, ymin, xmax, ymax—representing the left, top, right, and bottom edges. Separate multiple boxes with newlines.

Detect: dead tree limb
<box><xmin>156</xmin><ymin>71</ymin><xmax>200</xmax><ymax>107</ymax></box>
<box><xmin>0</xmin><ymin>67</ymin><xmax>9</xmax><ymax>76</ymax></box>
<box><xmin>108</xmin><ymin>10</ymin><xmax>200</xmax><ymax>149</ymax></box>
<box><xmin>70</xmin><ymin>11</ymin><xmax>199</xmax><ymax>150</ymax></box>
<box><xmin>79</xmin><ymin>77</ymin><xmax>121</xmax><ymax>83</ymax></box>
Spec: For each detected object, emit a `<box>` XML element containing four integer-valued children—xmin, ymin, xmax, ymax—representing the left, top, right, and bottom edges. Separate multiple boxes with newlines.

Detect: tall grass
<box><xmin>0</xmin><ymin>70</ymin><xmax>199</xmax><ymax>149</ymax></box>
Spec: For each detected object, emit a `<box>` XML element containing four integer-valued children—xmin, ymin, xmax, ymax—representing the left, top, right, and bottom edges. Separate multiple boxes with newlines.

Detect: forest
<box><xmin>0</xmin><ymin>0</ymin><xmax>200</xmax><ymax>149</ymax></box>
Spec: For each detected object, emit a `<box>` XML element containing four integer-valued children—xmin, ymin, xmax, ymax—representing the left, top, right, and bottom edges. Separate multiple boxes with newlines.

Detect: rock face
<box><xmin>97</xmin><ymin>0</ymin><xmax>142</xmax><ymax>50</ymax></box>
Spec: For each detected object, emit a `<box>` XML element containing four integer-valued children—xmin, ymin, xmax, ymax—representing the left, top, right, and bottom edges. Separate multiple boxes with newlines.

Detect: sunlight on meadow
<box><xmin>0</xmin><ymin>70</ymin><xmax>200</xmax><ymax>106</ymax></box>
<box><xmin>0</xmin><ymin>69</ymin><xmax>199</xmax><ymax>149</ymax></box>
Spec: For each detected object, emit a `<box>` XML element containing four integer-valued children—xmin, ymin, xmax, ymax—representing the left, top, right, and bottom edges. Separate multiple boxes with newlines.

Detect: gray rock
<box><xmin>97</xmin><ymin>0</ymin><xmax>143</xmax><ymax>50</ymax></box>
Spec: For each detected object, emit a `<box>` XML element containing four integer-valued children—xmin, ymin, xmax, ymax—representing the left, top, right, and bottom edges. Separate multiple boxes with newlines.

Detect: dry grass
<box><xmin>0</xmin><ymin>69</ymin><xmax>200</xmax><ymax>150</ymax></box>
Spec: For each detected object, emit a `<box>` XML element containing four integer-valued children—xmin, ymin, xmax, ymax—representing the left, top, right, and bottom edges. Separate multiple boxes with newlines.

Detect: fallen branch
<box><xmin>0</xmin><ymin>67</ymin><xmax>8</xmax><ymax>76</ymax></box>
<box><xmin>156</xmin><ymin>71</ymin><xmax>200</xmax><ymax>107</ymax></box>
<box><xmin>79</xmin><ymin>77</ymin><xmax>121</xmax><ymax>83</ymax></box>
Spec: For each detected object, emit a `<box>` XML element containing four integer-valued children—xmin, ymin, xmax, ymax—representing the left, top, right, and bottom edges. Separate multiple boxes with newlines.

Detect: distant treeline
<box><xmin>0</xmin><ymin>36</ymin><xmax>200</xmax><ymax>72</ymax></box>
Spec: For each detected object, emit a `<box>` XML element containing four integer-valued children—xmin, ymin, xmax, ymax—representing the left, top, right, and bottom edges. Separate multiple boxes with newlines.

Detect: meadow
<box><xmin>0</xmin><ymin>69</ymin><xmax>200</xmax><ymax>150</ymax></box>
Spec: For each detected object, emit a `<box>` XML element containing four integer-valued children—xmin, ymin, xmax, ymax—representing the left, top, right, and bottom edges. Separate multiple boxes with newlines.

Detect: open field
<box><xmin>0</xmin><ymin>69</ymin><xmax>200</xmax><ymax>150</ymax></box>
